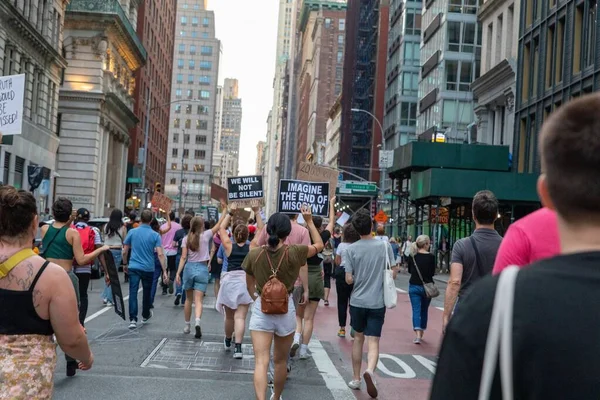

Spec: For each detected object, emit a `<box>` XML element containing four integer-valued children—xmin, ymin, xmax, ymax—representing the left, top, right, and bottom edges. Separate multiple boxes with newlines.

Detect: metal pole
<box><xmin>178</xmin><ymin>129</ymin><xmax>185</xmax><ymax>212</ymax></box>
<box><xmin>141</xmin><ymin>81</ymin><xmax>152</xmax><ymax>210</ymax></box>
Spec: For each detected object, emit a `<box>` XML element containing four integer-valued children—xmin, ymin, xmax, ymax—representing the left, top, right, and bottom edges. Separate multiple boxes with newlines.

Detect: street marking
<box><xmin>396</xmin><ymin>287</ymin><xmax>407</xmax><ymax>294</ymax></box>
<box><xmin>309</xmin><ymin>339</ymin><xmax>356</xmax><ymax>400</ymax></box>
<box><xmin>140</xmin><ymin>338</ymin><xmax>167</xmax><ymax>367</ymax></box>
<box><xmin>84</xmin><ymin>288</ymin><xmax>142</xmax><ymax>324</ymax></box>
<box><xmin>413</xmin><ymin>355</ymin><xmax>437</xmax><ymax>374</ymax></box>
<box><xmin>435</xmin><ymin>307</ymin><xmax>444</xmax><ymax>311</ymax></box>
<box><xmin>377</xmin><ymin>354</ymin><xmax>417</xmax><ymax>379</ymax></box>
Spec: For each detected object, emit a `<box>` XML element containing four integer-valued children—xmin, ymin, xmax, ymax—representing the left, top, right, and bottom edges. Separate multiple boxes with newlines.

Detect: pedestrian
<box><xmin>210</xmin><ymin>231</ymin><xmax>223</xmax><ymax>295</ymax></box>
<box><xmin>401</xmin><ymin>235</ymin><xmax>413</xmax><ymax>271</ymax></box>
<box><xmin>321</xmin><ymin>235</ymin><xmax>334</xmax><ymax>307</ymax></box>
<box><xmin>374</xmin><ymin>225</ymin><xmax>389</xmax><ymax>242</ymax></box>
<box><xmin>441</xmin><ymin>190</ymin><xmax>502</xmax><ymax>333</ymax></box>
<box><xmin>0</xmin><ymin>186</ymin><xmax>94</xmax><ymax>398</ymax></box>
<box><xmin>293</xmin><ymin>196</ymin><xmax>336</xmax><ymax>360</ymax></box>
<box><xmin>175</xmin><ymin>212</ymin><xmax>224</xmax><ymax>338</ymax></box>
<box><xmin>173</xmin><ymin>213</ymin><xmax>193</xmax><ymax>306</ymax></box>
<box><xmin>122</xmin><ymin>209</ymin><xmax>168</xmax><ymax>330</ymax></box>
<box><xmin>244</xmin><ymin>206</ymin><xmax>323</xmax><ymax>400</ymax></box>
<box><xmin>160</xmin><ymin>211</ymin><xmax>180</xmax><ymax>295</ymax></box>
<box><xmin>40</xmin><ymin>197</ymin><xmax>108</xmax><ymax>376</ymax></box>
<box><xmin>345</xmin><ymin>209</ymin><xmax>399</xmax><ymax>398</ymax></box>
<box><xmin>149</xmin><ymin>217</ymin><xmax>168</xmax><ymax>308</ymax></box>
<box><xmin>389</xmin><ymin>237</ymin><xmax>400</xmax><ymax>264</ymax></box>
<box><xmin>102</xmin><ymin>209</ymin><xmax>127</xmax><ymax>306</ymax></box>
<box><xmin>437</xmin><ymin>236</ymin><xmax>450</xmax><ymax>273</ymax></box>
<box><xmin>430</xmin><ymin>88</ymin><xmax>600</xmax><ymax>400</ymax></box>
<box><xmin>215</xmin><ymin>202</ymin><xmax>257</xmax><ymax>359</ymax></box>
<box><xmin>406</xmin><ymin>235</ymin><xmax>435</xmax><ymax>344</ymax></box>
<box><xmin>492</xmin><ymin>207</ymin><xmax>559</xmax><ymax>274</ymax></box>
<box><xmin>334</xmin><ymin>223</ymin><xmax>361</xmax><ymax>337</ymax></box>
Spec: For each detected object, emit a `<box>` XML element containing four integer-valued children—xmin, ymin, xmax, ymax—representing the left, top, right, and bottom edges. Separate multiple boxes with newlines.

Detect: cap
<box><xmin>248</xmin><ymin>225</ymin><xmax>257</xmax><ymax>234</ymax></box>
<box><xmin>77</xmin><ymin>208</ymin><xmax>90</xmax><ymax>221</ymax></box>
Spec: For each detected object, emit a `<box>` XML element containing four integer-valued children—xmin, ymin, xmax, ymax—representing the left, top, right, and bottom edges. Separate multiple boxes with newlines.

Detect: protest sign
<box><xmin>336</xmin><ymin>212</ymin><xmax>350</xmax><ymax>226</ymax></box>
<box><xmin>296</xmin><ymin>162</ymin><xmax>338</xmax><ymax>198</ymax></box>
<box><xmin>207</xmin><ymin>205</ymin><xmax>219</xmax><ymax>222</ymax></box>
<box><xmin>278</xmin><ymin>179</ymin><xmax>330</xmax><ymax>217</ymax></box>
<box><xmin>227</xmin><ymin>175</ymin><xmax>264</xmax><ymax>206</ymax></box>
<box><xmin>211</xmin><ymin>183</ymin><xmax>228</xmax><ymax>202</ymax></box>
<box><xmin>151</xmin><ymin>192</ymin><xmax>174</xmax><ymax>212</ymax></box>
<box><xmin>0</xmin><ymin>74</ymin><xmax>25</xmax><ymax>135</ymax></box>
<box><xmin>233</xmin><ymin>208</ymin><xmax>252</xmax><ymax>227</ymax></box>
<box><xmin>102</xmin><ymin>251</ymin><xmax>126</xmax><ymax>321</ymax></box>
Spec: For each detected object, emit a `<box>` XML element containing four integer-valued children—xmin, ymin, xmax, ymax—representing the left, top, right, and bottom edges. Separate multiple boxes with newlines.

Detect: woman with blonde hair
<box><xmin>406</xmin><ymin>234</ymin><xmax>436</xmax><ymax>344</ymax></box>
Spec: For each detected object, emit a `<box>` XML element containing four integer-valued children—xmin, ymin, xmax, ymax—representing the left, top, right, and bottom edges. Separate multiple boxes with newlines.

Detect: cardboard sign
<box><xmin>210</xmin><ymin>183</ymin><xmax>228</xmax><ymax>202</ymax></box>
<box><xmin>207</xmin><ymin>205</ymin><xmax>219</xmax><ymax>222</ymax></box>
<box><xmin>233</xmin><ymin>208</ymin><xmax>252</xmax><ymax>226</ymax></box>
<box><xmin>278</xmin><ymin>179</ymin><xmax>330</xmax><ymax>217</ymax></box>
<box><xmin>296</xmin><ymin>162</ymin><xmax>338</xmax><ymax>198</ymax></box>
<box><xmin>0</xmin><ymin>74</ymin><xmax>25</xmax><ymax>135</ymax></box>
<box><xmin>227</xmin><ymin>175</ymin><xmax>264</xmax><ymax>206</ymax></box>
<box><xmin>151</xmin><ymin>192</ymin><xmax>174</xmax><ymax>212</ymax></box>
<box><xmin>102</xmin><ymin>251</ymin><xmax>126</xmax><ymax>321</ymax></box>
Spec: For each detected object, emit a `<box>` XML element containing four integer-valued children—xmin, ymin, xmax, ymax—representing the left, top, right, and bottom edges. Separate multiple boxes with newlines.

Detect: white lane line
<box><xmin>140</xmin><ymin>338</ymin><xmax>167</xmax><ymax>367</ymax></box>
<box><xmin>435</xmin><ymin>307</ymin><xmax>444</xmax><ymax>311</ymax></box>
<box><xmin>309</xmin><ymin>339</ymin><xmax>356</xmax><ymax>400</ymax></box>
<box><xmin>84</xmin><ymin>288</ymin><xmax>142</xmax><ymax>324</ymax></box>
<box><xmin>396</xmin><ymin>287</ymin><xmax>407</xmax><ymax>294</ymax></box>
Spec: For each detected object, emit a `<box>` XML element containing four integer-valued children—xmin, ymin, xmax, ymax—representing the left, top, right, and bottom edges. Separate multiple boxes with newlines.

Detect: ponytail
<box><xmin>268</xmin><ymin>234</ymin><xmax>279</xmax><ymax>248</ymax></box>
<box><xmin>411</xmin><ymin>235</ymin><xmax>430</xmax><ymax>256</ymax></box>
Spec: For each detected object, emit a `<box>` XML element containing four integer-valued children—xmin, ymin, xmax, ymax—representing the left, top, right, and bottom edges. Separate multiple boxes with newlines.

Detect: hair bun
<box><xmin>0</xmin><ymin>186</ymin><xmax>20</xmax><ymax>208</ymax></box>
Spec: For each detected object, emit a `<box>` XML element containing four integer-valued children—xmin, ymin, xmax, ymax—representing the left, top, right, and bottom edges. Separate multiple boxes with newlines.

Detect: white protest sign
<box><xmin>0</xmin><ymin>74</ymin><xmax>25</xmax><ymax>135</ymax></box>
<box><xmin>297</xmin><ymin>213</ymin><xmax>306</xmax><ymax>225</ymax></box>
<box><xmin>336</xmin><ymin>212</ymin><xmax>350</xmax><ymax>226</ymax></box>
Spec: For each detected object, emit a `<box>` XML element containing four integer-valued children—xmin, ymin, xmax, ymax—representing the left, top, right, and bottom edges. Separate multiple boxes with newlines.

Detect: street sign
<box><xmin>378</xmin><ymin>150</ymin><xmax>394</xmax><ymax>169</ymax></box>
<box><xmin>338</xmin><ymin>180</ymin><xmax>378</xmax><ymax>195</ymax></box>
<box><xmin>374</xmin><ymin>210</ymin><xmax>388</xmax><ymax>224</ymax></box>
<box><xmin>128</xmin><ymin>177</ymin><xmax>142</xmax><ymax>184</ymax></box>
<box><xmin>377</xmin><ymin>199</ymin><xmax>390</xmax><ymax>204</ymax></box>
<box><xmin>134</xmin><ymin>188</ymin><xmax>149</xmax><ymax>194</ymax></box>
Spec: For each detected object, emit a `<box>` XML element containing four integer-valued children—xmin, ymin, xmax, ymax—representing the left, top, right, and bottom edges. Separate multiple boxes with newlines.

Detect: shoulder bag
<box><xmin>256</xmin><ymin>245</ymin><xmax>290</xmax><ymax>315</ymax></box>
<box><xmin>383</xmin><ymin>242</ymin><xmax>398</xmax><ymax>309</ymax></box>
<box><xmin>478</xmin><ymin>265</ymin><xmax>520</xmax><ymax>400</ymax></box>
<box><xmin>40</xmin><ymin>225</ymin><xmax>66</xmax><ymax>258</ymax></box>
<box><xmin>411</xmin><ymin>254</ymin><xmax>440</xmax><ymax>298</ymax></box>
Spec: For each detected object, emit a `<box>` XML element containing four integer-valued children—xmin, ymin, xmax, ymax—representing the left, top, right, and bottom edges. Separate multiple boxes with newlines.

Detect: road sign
<box><xmin>134</xmin><ymin>188</ymin><xmax>149</xmax><ymax>193</ymax></box>
<box><xmin>378</xmin><ymin>150</ymin><xmax>394</xmax><ymax>169</ymax></box>
<box><xmin>377</xmin><ymin>199</ymin><xmax>390</xmax><ymax>204</ymax></box>
<box><xmin>338</xmin><ymin>180</ymin><xmax>378</xmax><ymax>195</ymax></box>
<box><xmin>374</xmin><ymin>210</ymin><xmax>388</xmax><ymax>224</ymax></box>
<box><xmin>128</xmin><ymin>177</ymin><xmax>142</xmax><ymax>184</ymax></box>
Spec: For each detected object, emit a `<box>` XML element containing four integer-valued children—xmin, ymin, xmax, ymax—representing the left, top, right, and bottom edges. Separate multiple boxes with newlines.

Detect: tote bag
<box><xmin>383</xmin><ymin>242</ymin><xmax>397</xmax><ymax>309</ymax></box>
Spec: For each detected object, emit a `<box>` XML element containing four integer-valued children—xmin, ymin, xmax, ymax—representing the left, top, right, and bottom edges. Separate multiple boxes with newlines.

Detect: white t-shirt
<box><xmin>336</xmin><ymin>242</ymin><xmax>351</xmax><ymax>266</ymax></box>
<box><xmin>403</xmin><ymin>240</ymin><xmax>413</xmax><ymax>257</ymax></box>
<box><xmin>374</xmin><ymin>235</ymin><xmax>390</xmax><ymax>243</ymax></box>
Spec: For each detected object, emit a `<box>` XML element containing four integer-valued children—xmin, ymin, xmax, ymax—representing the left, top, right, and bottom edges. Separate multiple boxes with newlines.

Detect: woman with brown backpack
<box><xmin>243</xmin><ymin>205</ymin><xmax>324</xmax><ymax>400</ymax></box>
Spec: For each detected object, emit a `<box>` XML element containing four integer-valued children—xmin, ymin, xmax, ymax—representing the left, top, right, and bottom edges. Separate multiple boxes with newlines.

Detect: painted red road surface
<box><xmin>313</xmin><ymin>286</ymin><xmax>443</xmax><ymax>400</ymax></box>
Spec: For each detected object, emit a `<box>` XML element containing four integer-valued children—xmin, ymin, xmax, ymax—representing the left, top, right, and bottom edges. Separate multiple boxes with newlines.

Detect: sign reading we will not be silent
<box><xmin>278</xmin><ymin>179</ymin><xmax>330</xmax><ymax>217</ymax></box>
<box><xmin>227</xmin><ymin>175</ymin><xmax>264</xmax><ymax>206</ymax></box>
<box><xmin>0</xmin><ymin>74</ymin><xmax>25</xmax><ymax>135</ymax></box>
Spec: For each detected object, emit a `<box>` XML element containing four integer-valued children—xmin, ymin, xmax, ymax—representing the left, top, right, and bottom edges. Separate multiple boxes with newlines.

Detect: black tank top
<box><xmin>227</xmin><ymin>243</ymin><xmax>250</xmax><ymax>272</ymax></box>
<box><xmin>0</xmin><ymin>262</ymin><xmax>53</xmax><ymax>335</ymax></box>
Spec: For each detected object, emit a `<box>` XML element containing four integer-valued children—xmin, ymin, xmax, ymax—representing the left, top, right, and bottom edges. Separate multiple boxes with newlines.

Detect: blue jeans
<box><xmin>408</xmin><ymin>284</ymin><xmax>431</xmax><ymax>331</ymax></box>
<box><xmin>150</xmin><ymin>257</ymin><xmax>162</xmax><ymax>306</ymax></box>
<box><xmin>128</xmin><ymin>269</ymin><xmax>154</xmax><ymax>322</ymax></box>
<box><xmin>175</xmin><ymin>254</ymin><xmax>186</xmax><ymax>304</ymax></box>
<box><xmin>102</xmin><ymin>249</ymin><xmax>122</xmax><ymax>302</ymax></box>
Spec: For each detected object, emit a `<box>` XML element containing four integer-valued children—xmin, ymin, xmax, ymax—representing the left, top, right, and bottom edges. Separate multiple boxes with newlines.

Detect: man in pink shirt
<box><xmin>161</xmin><ymin>212</ymin><xmax>181</xmax><ymax>294</ymax></box>
<box><xmin>492</xmin><ymin>207</ymin><xmax>560</xmax><ymax>274</ymax></box>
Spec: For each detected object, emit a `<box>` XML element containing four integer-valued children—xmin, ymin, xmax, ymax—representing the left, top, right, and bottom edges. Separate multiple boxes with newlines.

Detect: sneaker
<box><xmin>337</xmin><ymin>328</ymin><xmax>346</xmax><ymax>337</ymax></box>
<box><xmin>363</xmin><ymin>370</ymin><xmax>378</xmax><ymax>398</ymax></box>
<box><xmin>324</xmin><ymin>300</ymin><xmax>329</xmax><ymax>306</ymax></box>
<box><xmin>233</xmin><ymin>344</ymin><xmax>243</xmax><ymax>359</ymax></box>
<box><xmin>106</xmin><ymin>301</ymin><xmax>113</xmax><ymax>307</ymax></box>
<box><xmin>269</xmin><ymin>394</ymin><xmax>282</xmax><ymax>400</ymax></box>
<box><xmin>195</xmin><ymin>323</ymin><xmax>202</xmax><ymax>339</ymax></box>
<box><xmin>142</xmin><ymin>311</ymin><xmax>153</xmax><ymax>324</ymax></box>
<box><xmin>289</xmin><ymin>341</ymin><xmax>300</xmax><ymax>357</ymax></box>
<box><xmin>347</xmin><ymin>379</ymin><xmax>361</xmax><ymax>390</ymax></box>
<box><xmin>287</xmin><ymin>363</ymin><xmax>291</xmax><ymax>373</ymax></box>
<box><xmin>162</xmin><ymin>289</ymin><xmax>168</xmax><ymax>295</ymax></box>
<box><xmin>128</xmin><ymin>321</ymin><xmax>137</xmax><ymax>330</ymax></box>
<box><xmin>183</xmin><ymin>324</ymin><xmax>191</xmax><ymax>334</ymax></box>
<box><xmin>413</xmin><ymin>337</ymin><xmax>421</xmax><ymax>344</ymax></box>
<box><xmin>350</xmin><ymin>328</ymin><xmax>355</xmax><ymax>338</ymax></box>
<box><xmin>66</xmin><ymin>361</ymin><xmax>78</xmax><ymax>377</ymax></box>
<box><xmin>168</xmin><ymin>281</ymin><xmax>174</xmax><ymax>294</ymax></box>
<box><xmin>174</xmin><ymin>294</ymin><xmax>181</xmax><ymax>306</ymax></box>
<box><xmin>224</xmin><ymin>337</ymin><xmax>232</xmax><ymax>350</ymax></box>
<box><xmin>102</xmin><ymin>299</ymin><xmax>108</xmax><ymax>305</ymax></box>
<box><xmin>299</xmin><ymin>350</ymin><xmax>309</xmax><ymax>360</ymax></box>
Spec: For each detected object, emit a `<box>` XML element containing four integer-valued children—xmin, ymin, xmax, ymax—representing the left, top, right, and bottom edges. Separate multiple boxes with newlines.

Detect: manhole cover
<box><xmin>141</xmin><ymin>338</ymin><xmax>255</xmax><ymax>374</ymax></box>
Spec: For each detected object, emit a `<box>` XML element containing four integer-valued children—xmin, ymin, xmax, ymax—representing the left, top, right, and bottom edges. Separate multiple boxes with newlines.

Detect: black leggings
<box><xmin>323</xmin><ymin>262</ymin><xmax>333</xmax><ymax>289</ymax></box>
<box><xmin>76</xmin><ymin>272</ymin><xmax>91</xmax><ymax>327</ymax></box>
<box><xmin>335</xmin><ymin>267</ymin><xmax>353</xmax><ymax>327</ymax></box>
<box><xmin>161</xmin><ymin>255</ymin><xmax>177</xmax><ymax>289</ymax></box>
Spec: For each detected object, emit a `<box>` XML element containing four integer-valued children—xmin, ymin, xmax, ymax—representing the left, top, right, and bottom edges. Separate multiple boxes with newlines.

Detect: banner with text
<box><xmin>227</xmin><ymin>175</ymin><xmax>264</xmax><ymax>206</ymax></box>
<box><xmin>0</xmin><ymin>74</ymin><xmax>25</xmax><ymax>135</ymax></box>
<box><xmin>278</xmin><ymin>179</ymin><xmax>330</xmax><ymax>217</ymax></box>
<box><xmin>296</xmin><ymin>162</ymin><xmax>338</xmax><ymax>198</ymax></box>
<box><xmin>151</xmin><ymin>192</ymin><xmax>174</xmax><ymax>212</ymax></box>
<box><xmin>206</xmin><ymin>206</ymin><xmax>219</xmax><ymax>222</ymax></box>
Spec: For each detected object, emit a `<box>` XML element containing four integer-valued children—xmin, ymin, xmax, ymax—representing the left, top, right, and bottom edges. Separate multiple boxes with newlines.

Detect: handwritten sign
<box><xmin>278</xmin><ymin>179</ymin><xmax>330</xmax><ymax>217</ymax></box>
<box><xmin>207</xmin><ymin>206</ymin><xmax>219</xmax><ymax>222</ymax></box>
<box><xmin>0</xmin><ymin>74</ymin><xmax>25</xmax><ymax>135</ymax></box>
<box><xmin>210</xmin><ymin>183</ymin><xmax>228</xmax><ymax>202</ymax></box>
<box><xmin>151</xmin><ymin>192</ymin><xmax>174</xmax><ymax>212</ymax></box>
<box><xmin>296</xmin><ymin>162</ymin><xmax>338</xmax><ymax>198</ymax></box>
<box><xmin>227</xmin><ymin>175</ymin><xmax>263</xmax><ymax>206</ymax></box>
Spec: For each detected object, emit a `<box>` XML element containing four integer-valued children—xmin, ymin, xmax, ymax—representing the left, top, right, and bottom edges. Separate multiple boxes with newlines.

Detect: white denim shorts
<box><xmin>249</xmin><ymin>295</ymin><xmax>296</xmax><ymax>337</ymax></box>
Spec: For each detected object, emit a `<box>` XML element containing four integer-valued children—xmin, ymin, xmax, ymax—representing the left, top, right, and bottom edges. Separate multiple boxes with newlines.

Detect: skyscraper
<box><xmin>166</xmin><ymin>0</ymin><xmax>221</xmax><ymax>212</ymax></box>
<box><xmin>219</xmin><ymin>78</ymin><xmax>242</xmax><ymax>177</ymax></box>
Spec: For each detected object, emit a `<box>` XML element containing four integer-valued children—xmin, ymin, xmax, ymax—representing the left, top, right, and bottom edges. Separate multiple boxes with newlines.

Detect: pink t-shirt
<box><xmin>161</xmin><ymin>221</ymin><xmax>181</xmax><ymax>254</ymax></box>
<box><xmin>493</xmin><ymin>208</ymin><xmax>560</xmax><ymax>275</ymax></box>
<box><xmin>182</xmin><ymin>230</ymin><xmax>214</xmax><ymax>262</ymax></box>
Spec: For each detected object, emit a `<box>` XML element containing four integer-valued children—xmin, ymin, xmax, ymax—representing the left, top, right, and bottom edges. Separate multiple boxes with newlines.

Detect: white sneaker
<box><xmin>128</xmin><ymin>321</ymin><xmax>137</xmax><ymax>330</ymax></box>
<box><xmin>269</xmin><ymin>393</ymin><xmax>282</xmax><ymax>400</ymax></box>
<box><xmin>298</xmin><ymin>350</ymin><xmax>309</xmax><ymax>360</ymax></box>
<box><xmin>183</xmin><ymin>324</ymin><xmax>191</xmax><ymax>334</ymax></box>
<box><xmin>348</xmin><ymin>379</ymin><xmax>361</xmax><ymax>390</ymax></box>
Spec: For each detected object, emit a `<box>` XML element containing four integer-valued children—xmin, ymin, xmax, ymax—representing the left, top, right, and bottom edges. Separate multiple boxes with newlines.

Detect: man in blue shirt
<box><xmin>123</xmin><ymin>209</ymin><xmax>167</xmax><ymax>329</ymax></box>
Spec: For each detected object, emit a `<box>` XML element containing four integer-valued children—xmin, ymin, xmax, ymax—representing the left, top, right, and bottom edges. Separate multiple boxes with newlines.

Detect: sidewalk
<box><xmin>434</xmin><ymin>274</ymin><xmax>449</xmax><ymax>284</ymax></box>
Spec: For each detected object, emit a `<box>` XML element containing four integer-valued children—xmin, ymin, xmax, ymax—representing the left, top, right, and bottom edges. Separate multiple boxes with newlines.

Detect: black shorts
<box><xmin>350</xmin><ymin>306</ymin><xmax>386</xmax><ymax>337</ymax></box>
<box><xmin>210</xmin><ymin>259</ymin><xmax>222</xmax><ymax>279</ymax></box>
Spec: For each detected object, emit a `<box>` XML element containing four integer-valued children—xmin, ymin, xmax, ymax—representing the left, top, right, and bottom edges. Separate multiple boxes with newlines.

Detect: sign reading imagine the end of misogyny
<box><xmin>0</xmin><ymin>74</ymin><xmax>25</xmax><ymax>135</ymax></box>
<box><xmin>278</xmin><ymin>179</ymin><xmax>330</xmax><ymax>217</ymax></box>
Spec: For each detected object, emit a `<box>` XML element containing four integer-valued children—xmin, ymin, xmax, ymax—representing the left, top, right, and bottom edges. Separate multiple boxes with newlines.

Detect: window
<box><xmin>191</xmin><ymin>31</ymin><xmax>199</xmax><ymax>38</ymax></box>
<box><xmin>200</xmin><ymin>61</ymin><xmax>212</xmax><ymax>70</ymax></box>
<box><xmin>585</xmin><ymin>0</ymin><xmax>597</xmax><ymax>68</ymax></box>
<box><xmin>192</xmin><ymin>17</ymin><xmax>199</xmax><ymax>26</ymax></box>
<box><xmin>176</xmin><ymin>73</ymin><xmax>183</xmax><ymax>83</ymax></box>
<box><xmin>199</xmin><ymin>75</ymin><xmax>210</xmax><ymax>85</ymax></box>
<box><xmin>187</xmin><ymin>89</ymin><xmax>193</xmax><ymax>99</ymax></box>
<box><xmin>186</xmin><ymin>104</ymin><xmax>192</xmax><ymax>114</ymax></box>
<box><xmin>173</xmin><ymin>133</ymin><xmax>179</xmax><ymax>143</ymax></box>
<box><xmin>400</xmin><ymin>102</ymin><xmax>417</xmax><ymax>126</ymax></box>
<box><xmin>171</xmin><ymin>163</ymin><xmax>178</xmax><ymax>170</ymax></box>
<box><xmin>522</xmin><ymin>42</ymin><xmax>531</xmax><ymax>101</ymax></box>
<box><xmin>325</xmin><ymin>18</ymin><xmax>332</xmax><ymax>29</ymax></box>
<box><xmin>448</xmin><ymin>22</ymin><xmax>461</xmax><ymax>51</ymax></box>
<box><xmin>448</xmin><ymin>0</ymin><xmax>477</xmax><ymax>14</ymax></box>
<box><xmin>448</xmin><ymin>21</ymin><xmax>477</xmax><ymax>52</ymax></box>
<box><xmin>189</xmin><ymin>60</ymin><xmax>195</xmax><ymax>69</ymax></box>
<box><xmin>188</xmin><ymin>74</ymin><xmax>194</xmax><ymax>84</ymax></box>
<box><xmin>177</xmin><ymin>59</ymin><xmax>184</xmax><ymax>68</ymax></box>
<box><xmin>178</xmin><ymin>44</ymin><xmax>185</xmax><ymax>53</ymax></box>
<box><xmin>172</xmin><ymin>148</ymin><xmax>178</xmax><ymax>157</ymax></box>
<box><xmin>194</xmin><ymin>150</ymin><xmax>206</xmax><ymax>159</ymax></box>
<box><xmin>196</xmin><ymin>135</ymin><xmax>207</xmax><ymax>145</ymax></box>
<box><xmin>176</xmin><ymin>89</ymin><xmax>182</xmax><ymax>98</ymax></box>
<box><xmin>338</xmin><ymin>35</ymin><xmax>344</xmax><ymax>45</ymax></box>
<box><xmin>336</xmin><ymin>66</ymin><xmax>343</xmax><ymax>80</ymax></box>
<box><xmin>183</xmin><ymin>149</ymin><xmax>189</xmax><ymax>159</ymax></box>
<box><xmin>339</xmin><ymin>19</ymin><xmax>345</xmax><ymax>30</ymax></box>
<box><xmin>403</xmin><ymin>42</ymin><xmax>419</xmax><ymax>65</ymax></box>
<box><xmin>401</xmin><ymin>72</ymin><xmax>419</xmax><ymax>95</ymax></box>
<box><xmin>182</xmin><ymin>164</ymin><xmax>188</xmax><ymax>171</ymax></box>
<box><xmin>546</xmin><ymin>24</ymin><xmax>555</xmax><ymax>87</ymax></box>
<box><xmin>335</xmin><ymin>84</ymin><xmax>342</xmax><ymax>96</ymax></box>
<box><xmin>190</xmin><ymin>45</ymin><xmax>196</xmax><ymax>54</ymax></box>
<box><xmin>532</xmin><ymin>38</ymin><xmax>540</xmax><ymax>96</ymax></box>
<box><xmin>185</xmin><ymin>119</ymin><xmax>191</xmax><ymax>129</ymax></box>
<box><xmin>197</xmin><ymin>120</ymin><xmax>208</xmax><ymax>130</ymax></box>
<box><xmin>174</xmin><ymin>118</ymin><xmax>180</xmax><ymax>128</ymax></box>
<box><xmin>184</xmin><ymin>134</ymin><xmax>190</xmax><ymax>144</ymax></box>
<box><xmin>442</xmin><ymin>100</ymin><xmax>474</xmax><ymax>126</ymax></box>
<box><xmin>170</xmin><ymin>178</ymin><xmax>176</xmax><ymax>185</ymax></box>
<box><xmin>337</xmin><ymin>50</ymin><xmax>343</xmax><ymax>63</ymax></box>
<box><xmin>405</xmin><ymin>10</ymin><xmax>422</xmax><ymax>35</ymax></box>
<box><xmin>203</xmin><ymin>17</ymin><xmax>210</xmax><ymax>26</ymax></box>
<box><xmin>201</xmin><ymin>46</ymin><xmax>213</xmax><ymax>55</ymax></box>
<box><xmin>200</xmin><ymin>90</ymin><xmax>210</xmax><ymax>99</ymax></box>
<box><xmin>181</xmin><ymin>16</ymin><xmax>187</xmax><ymax>25</ymax></box>
<box><xmin>198</xmin><ymin>105</ymin><xmax>209</xmax><ymax>114</ymax></box>
<box><xmin>202</xmin><ymin>32</ymin><xmax>208</xmax><ymax>38</ymax></box>
<box><xmin>175</xmin><ymin>104</ymin><xmax>181</xmax><ymax>113</ymax></box>
<box><xmin>182</xmin><ymin>3</ymin><xmax>188</xmax><ymax>8</ymax></box>
<box><xmin>194</xmin><ymin>164</ymin><xmax>205</xmax><ymax>172</ymax></box>
<box><xmin>179</xmin><ymin>30</ymin><xmax>185</xmax><ymax>36</ymax></box>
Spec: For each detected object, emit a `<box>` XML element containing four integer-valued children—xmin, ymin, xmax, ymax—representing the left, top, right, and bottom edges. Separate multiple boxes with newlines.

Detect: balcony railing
<box><xmin>67</xmin><ymin>0</ymin><xmax>147</xmax><ymax>61</ymax></box>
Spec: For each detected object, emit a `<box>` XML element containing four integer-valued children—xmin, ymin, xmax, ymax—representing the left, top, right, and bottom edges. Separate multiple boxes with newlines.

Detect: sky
<box><xmin>210</xmin><ymin>0</ymin><xmax>280</xmax><ymax>175</ymax></box>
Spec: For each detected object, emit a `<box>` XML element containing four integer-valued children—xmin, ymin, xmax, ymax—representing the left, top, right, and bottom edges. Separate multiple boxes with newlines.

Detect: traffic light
<box><xmin>155</xmin><ymin>182</ymin><xmax>162</xmax><ymax>193</ymax></box>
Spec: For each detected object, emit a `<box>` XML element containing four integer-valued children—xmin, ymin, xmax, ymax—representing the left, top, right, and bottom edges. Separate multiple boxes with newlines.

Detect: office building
<box><xmin>165</xmin><ymin>0</ymin><xmax>221</xmax><ymax>211</ymax></box>
<box><xmin>513</xmin><ymin>0</ymin><xmax>597</xmax><ymax>173</ymax></box>
<box><xmin>0</xmin><ymin>0</ymin><xmax>68</xmax><ymax>210</ymax></box>
<box><xmin>219</xmin><ymin>78</ymin><xmax>242</xmax><ymax>177</ymax></box>
<box><xmin>256</xmin><ymin>140</ymin><xmax>266</xmax><ymax>175</ymax></box>
<box><xmin>417</xmin><ymin>0</ymin><xmax>482</xmax><ymax>141</ymax></box>
<box><xmin>127</xmin><ymin>0</ymin><xmax>177</xmax><ymax>198</ymax></box>
<box><xmin>325</xmin><ymin>95</ymin><xmax>342</xmax><ymax>168</ymax></box>
<box><xmin>296</xmin><ymin>0</ymin><xmax>347</xmax><ymax>167</ymax></box>
<box><xmin>383</xmin><ymin>0</ymin><xmax>422</xmax><ymax>148</ymax></box>
<box><xmin>56</xmin><ymin>0</ymin><xmax>146</xmax><ymax>216</ymax></box>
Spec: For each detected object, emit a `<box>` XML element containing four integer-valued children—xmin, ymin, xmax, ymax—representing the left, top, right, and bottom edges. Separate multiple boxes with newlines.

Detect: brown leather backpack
<box><xmin>256</xmin><ymin>245</ymin><xmax>289</xmax><ymax>315</ymax></box>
